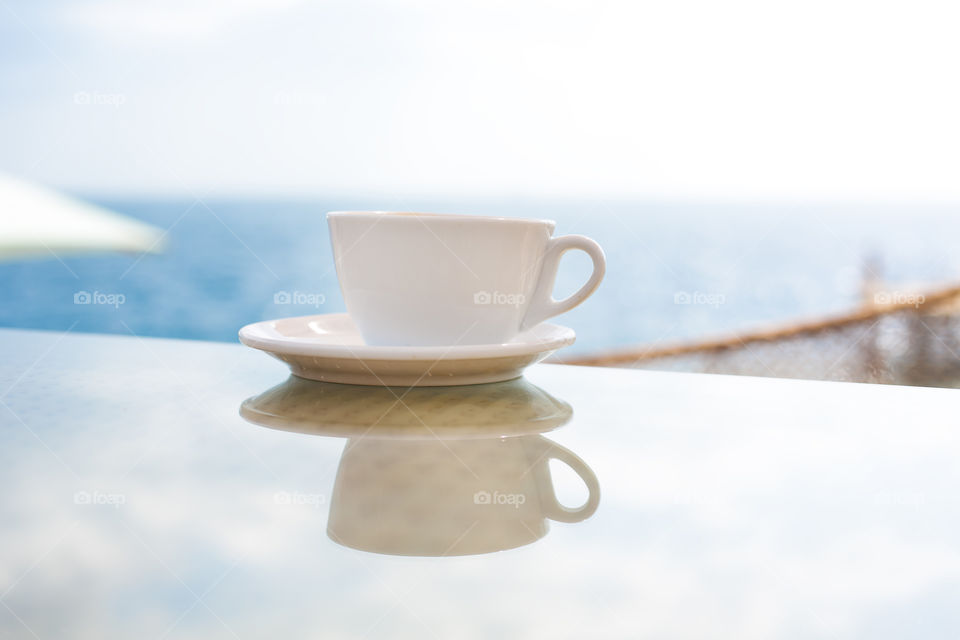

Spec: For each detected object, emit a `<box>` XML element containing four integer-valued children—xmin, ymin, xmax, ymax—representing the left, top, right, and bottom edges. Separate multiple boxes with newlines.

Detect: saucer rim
<box><xmin>238</xmin><ymin>313</ymin><xmax>576</xmax><ymax>361</ymax></box>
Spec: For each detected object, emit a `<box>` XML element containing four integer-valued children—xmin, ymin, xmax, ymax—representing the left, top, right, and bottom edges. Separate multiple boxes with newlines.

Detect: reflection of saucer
<box><xmin>239</xmin><ymin>376</ymin><xmax>572</xmax><ymax>439</ymax></box>
<box><xmin>238</xmin><ymin>313</ymin><xmax>575</xmax><ymax>386</ymax></box>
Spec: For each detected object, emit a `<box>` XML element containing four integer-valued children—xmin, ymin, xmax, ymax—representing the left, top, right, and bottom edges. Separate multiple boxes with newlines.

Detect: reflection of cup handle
<box><xmin>533</xmin><ymin>438</ymin><xmax>600</xmax><ymax>523</ymax></box>
<box><xmin>521</xmin><ymin>235</ymin><xmax>606</xmax><ymax>330</ymax></box>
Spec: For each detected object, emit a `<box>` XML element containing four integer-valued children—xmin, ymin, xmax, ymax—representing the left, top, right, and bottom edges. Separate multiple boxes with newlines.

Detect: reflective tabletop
<box><xmin>1</xmin><ymin>329</ymin><xmax>959</xmax><ymax>639</ymax></box>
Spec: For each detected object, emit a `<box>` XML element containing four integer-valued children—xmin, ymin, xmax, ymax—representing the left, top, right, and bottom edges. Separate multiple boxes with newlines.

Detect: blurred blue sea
<box><xmin>1</xmin><ymin>198</ymin><xmax>958</xmax><ymax>355</ymax></box>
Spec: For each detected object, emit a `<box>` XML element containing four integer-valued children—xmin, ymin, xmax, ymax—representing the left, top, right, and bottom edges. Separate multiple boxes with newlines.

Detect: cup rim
<box><xmin>327</xmin><ymin>211</ymin><xmax>557</xmax><ymax>227</ymax></box>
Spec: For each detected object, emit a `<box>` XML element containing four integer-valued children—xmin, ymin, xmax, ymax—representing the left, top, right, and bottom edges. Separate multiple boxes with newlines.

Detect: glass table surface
<box><xmin>1</xmin><ymin>328</ymin><xmax>959</xmax><ymax>639</ymax></box>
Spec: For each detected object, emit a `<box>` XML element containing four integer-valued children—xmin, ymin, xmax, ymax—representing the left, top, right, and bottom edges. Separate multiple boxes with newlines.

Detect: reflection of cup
<box><xmin>239</xmin><ymin>376</ymin><xmax>600</xmax><ymax>556</ymax></box>
<box><xmin>328</xmin><ymin>211</ymin><xmax>605</xmax><ymax>346</ymax></box>
<box><xmin>328</xmin><ymin>434</ymin><xmax>599</xmax><ymax>556</ymax></box>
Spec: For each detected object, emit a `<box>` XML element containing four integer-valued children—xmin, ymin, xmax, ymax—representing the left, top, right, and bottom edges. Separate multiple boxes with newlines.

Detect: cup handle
<box><xmin>521</xmin><ymin>235</ymin><xmax>606</xmax><ymax>331</ymax></box>
<box><xmin>532</xmin><ymin>438</ymin><xmax>601</xmax><ymax>523</ymax></box>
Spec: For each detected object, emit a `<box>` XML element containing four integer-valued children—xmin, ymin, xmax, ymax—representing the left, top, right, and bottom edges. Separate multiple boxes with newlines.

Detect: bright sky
<box><xmin>2</xmin><ymin>0</ymin><xmax>959</xmax><ymax>201</ymax></box>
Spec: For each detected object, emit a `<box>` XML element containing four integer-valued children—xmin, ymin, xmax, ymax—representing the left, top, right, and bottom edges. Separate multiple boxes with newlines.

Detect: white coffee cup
<box><xmin>327</xmin><ymin>211</ymin><xmax>606</xmax><ymax>346</ymax></box>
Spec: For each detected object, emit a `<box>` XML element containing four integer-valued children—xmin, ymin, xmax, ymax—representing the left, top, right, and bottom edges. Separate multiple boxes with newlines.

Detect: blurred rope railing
<box><xmin>556</xmin><ymin>283</ymin><xmax>960</xmax><ymax>387</ymax></box>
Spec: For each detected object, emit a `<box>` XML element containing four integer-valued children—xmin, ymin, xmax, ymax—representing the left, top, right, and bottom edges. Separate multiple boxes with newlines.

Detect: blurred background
<box><xmin>2</xmin><ymin>0</ymin><xmax>960</xmax><ymax>385</ymax></box>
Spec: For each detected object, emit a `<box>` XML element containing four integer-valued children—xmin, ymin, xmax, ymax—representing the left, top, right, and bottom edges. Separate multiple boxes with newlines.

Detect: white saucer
<box><xmin>238</xmin><ymin>313</ymin><xmax>576</xmax><ymax>387</ymax></box>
